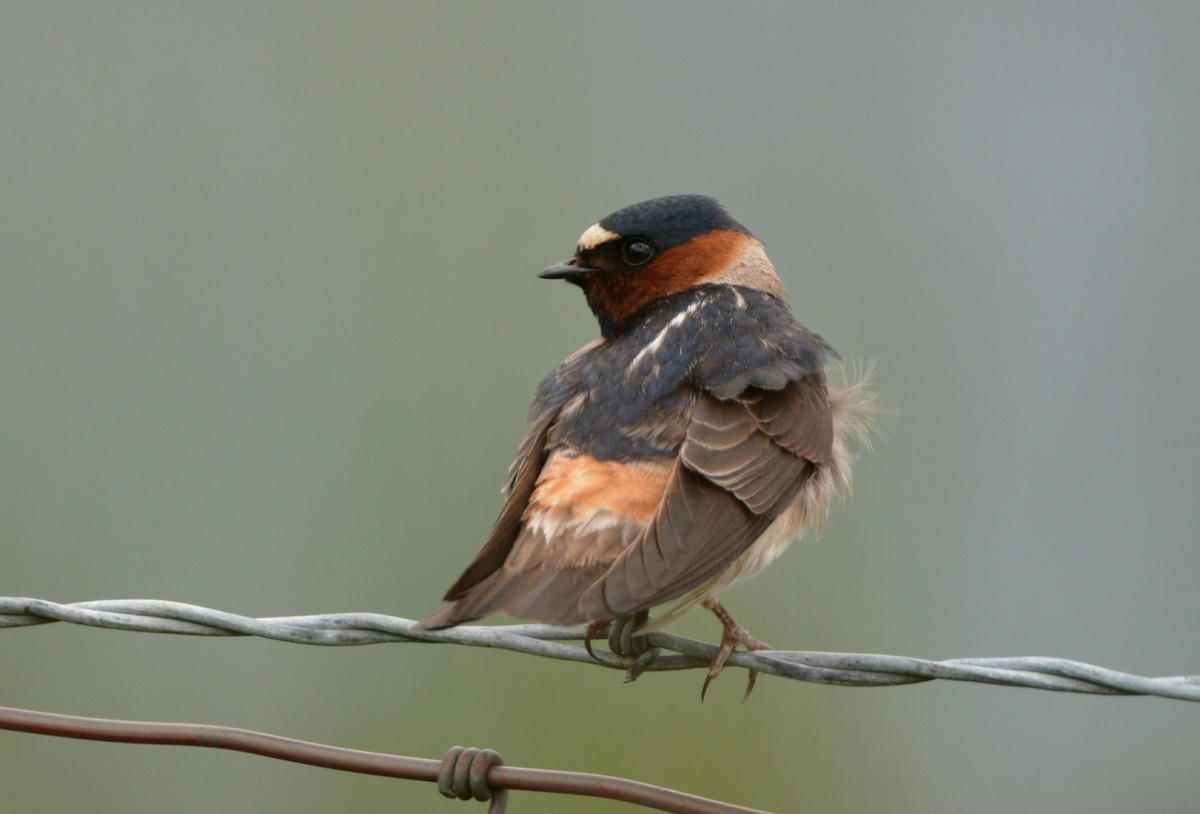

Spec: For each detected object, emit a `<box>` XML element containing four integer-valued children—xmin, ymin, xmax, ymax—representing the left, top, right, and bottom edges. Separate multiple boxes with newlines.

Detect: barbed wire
<box><xmin>0</xmin><ymin>705</ymin><xmax>766</xmax><ymax>814</ymax></box>
<box><xmin>2</xmin><ymin>597</ymin><xmax>1198</xmax><ymax>701</ymax></box>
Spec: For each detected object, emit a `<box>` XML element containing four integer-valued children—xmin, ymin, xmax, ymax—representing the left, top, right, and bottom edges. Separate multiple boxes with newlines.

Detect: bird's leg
<box><xmin>701</xmin><ymin>600</ymin><xmax>771</xmax><ymax>702</ymax></box>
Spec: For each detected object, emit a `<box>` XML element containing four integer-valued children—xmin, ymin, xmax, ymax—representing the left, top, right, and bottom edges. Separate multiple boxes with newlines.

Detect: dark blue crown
<box><xmin>598</xmin><ymin>195</ymin><xmax>751</xmax><ymax>251</ymax></box>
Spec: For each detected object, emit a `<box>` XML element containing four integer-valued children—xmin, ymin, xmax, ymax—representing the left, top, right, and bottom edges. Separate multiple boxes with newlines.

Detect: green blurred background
<box><xmin>2</xmin><ymin>3</ymin><xmax>1198</xmax><ymax>812</ymax></box>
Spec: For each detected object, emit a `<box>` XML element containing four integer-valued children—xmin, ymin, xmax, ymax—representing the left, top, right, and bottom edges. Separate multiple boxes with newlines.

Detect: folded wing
<box><xmin>578</xmin><ymin>373</ymin><xmax>832</xmax><ymax>620</ymax></box>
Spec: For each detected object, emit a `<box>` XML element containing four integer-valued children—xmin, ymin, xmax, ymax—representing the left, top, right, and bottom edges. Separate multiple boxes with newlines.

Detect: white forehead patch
<box><xmin>576</xmin><ymin>223</ymin><xmax>619</xmax><ymax>252</ymax></box>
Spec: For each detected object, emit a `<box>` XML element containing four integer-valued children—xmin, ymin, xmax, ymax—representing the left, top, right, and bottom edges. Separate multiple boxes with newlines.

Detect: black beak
<box><xmin>539</xmin><ymin>259</ymin><xmax>598</xmax><ymax>283</ymax></box>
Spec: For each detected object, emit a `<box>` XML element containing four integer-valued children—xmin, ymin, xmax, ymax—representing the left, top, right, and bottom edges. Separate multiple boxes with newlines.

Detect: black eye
<box><xmin>621</xmin><ymin>238</ymin><xmax>655</xmax><ymax>266</ymax></box>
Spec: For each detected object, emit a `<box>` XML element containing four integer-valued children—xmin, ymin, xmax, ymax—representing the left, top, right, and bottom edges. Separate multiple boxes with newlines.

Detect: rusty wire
<box><xmin>2</xmin><ymin>597</ymin><xmax>1198</xmax><ymax>700</ymax></box>
<box><xmin>0</xmin><ymin>705</ymin><xmax>767</xmax><ymax>814</ymax></box>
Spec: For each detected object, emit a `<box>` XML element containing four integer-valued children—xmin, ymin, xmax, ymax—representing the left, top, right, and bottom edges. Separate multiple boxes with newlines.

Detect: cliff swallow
<box><xmin>417</xmin><ymin>194</ymin><xmax>875</xmax><ymax>698</ymax></box>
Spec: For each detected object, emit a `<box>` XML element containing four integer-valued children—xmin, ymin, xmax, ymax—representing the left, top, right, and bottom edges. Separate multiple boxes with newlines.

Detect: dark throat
<box><xmin>582</xmin><ymin>282</ymin><xmax>621</xmax><ymax>339</ymax></box>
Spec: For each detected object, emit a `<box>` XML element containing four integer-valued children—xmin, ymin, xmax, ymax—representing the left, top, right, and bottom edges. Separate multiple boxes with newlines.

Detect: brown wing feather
<box><xmin>420</xmin><ymin>505</ymin><xmax>646</xmax><ymax>628</ymax></box>
<box><xmin>578</xmin><ymin>373</ymin><xmax>832</xmax><ymax>620</ymax></box>
<box><xmin>421</xmin><ymin>446</ymin><xmax>674</xmax><ymax>629</ymax></box>
<box><xmin>737</xmin><ymin>373</ymin><xmax>833</xmax><ymax>461</ymax></box>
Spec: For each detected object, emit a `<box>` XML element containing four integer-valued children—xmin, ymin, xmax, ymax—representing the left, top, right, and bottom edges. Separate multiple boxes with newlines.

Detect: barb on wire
<box><xmin>1</xmin><ymin>597</ymin><xmax>1198</xmax><ymax>701</ymax></box>
<box><xmin>0</xmin><ymin>705</ymin><xmax>766</xmax><ymax>814</ymax></box>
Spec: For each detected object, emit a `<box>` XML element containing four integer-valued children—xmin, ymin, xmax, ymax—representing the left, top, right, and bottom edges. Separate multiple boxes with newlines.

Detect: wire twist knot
<box><xmin>438</xmin><ymin>746</ymin><xmax>507</xmax><ymax>813</ymax></box>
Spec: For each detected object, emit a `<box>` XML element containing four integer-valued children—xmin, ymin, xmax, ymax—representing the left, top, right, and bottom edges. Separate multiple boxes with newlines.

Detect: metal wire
<box><xmin>0</xmin><ymin>705</ymin><xmax>767</xmax><ymax>814</ymax></box>
<box><xmin>439</xmin><ymin>747</ymin><xmax>508</xmax><ymax>813</ymax></box>
<box><xmin>2</xmin><ymin>597</ymin><xmax>1198</xmax><ymax>700</ymax></box>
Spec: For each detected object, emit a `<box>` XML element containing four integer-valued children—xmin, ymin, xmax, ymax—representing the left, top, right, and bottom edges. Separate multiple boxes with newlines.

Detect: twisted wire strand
<box><xmin>2</xmin><ymin>597</ymin><xmax>1197</xmax><ymax>701</ymax></box>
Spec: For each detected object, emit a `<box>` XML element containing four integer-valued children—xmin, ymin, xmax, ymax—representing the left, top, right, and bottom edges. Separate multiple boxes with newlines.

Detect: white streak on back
<box><xmin>627</xmin><ymin>299</ymin><xmax>704</xmax><ymax>375</ymax></box>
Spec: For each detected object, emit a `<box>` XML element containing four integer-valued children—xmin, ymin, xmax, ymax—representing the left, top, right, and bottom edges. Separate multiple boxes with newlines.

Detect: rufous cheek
<box><xmin>589</xmin><ymin>230</ymin><xmax>754</xmax><ymax>329</ymax></box>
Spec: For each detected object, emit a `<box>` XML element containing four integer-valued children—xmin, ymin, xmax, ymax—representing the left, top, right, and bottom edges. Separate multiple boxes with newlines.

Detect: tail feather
<box><xmin>414</xmin><ymin>565</ymin><xmax>605</xmax><ymax>631</ymax></box>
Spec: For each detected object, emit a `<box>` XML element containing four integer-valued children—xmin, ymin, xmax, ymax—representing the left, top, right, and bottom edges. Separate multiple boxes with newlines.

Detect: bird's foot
<box><xmin>701</xmin><ymin>600</ymin><xmax>771</xmax><ymax>702</ymax></box>
<box><xmin>610</xmin><ymin>609</ymin><xmax>657</xmax><ymax>682</ymax></box>
<box><xmin>624</xmin><ymin>646</ymin><xmax>663</xmax><ymax>683</ymax></box>
<box><xmin>583</xmin><ymin>611</ymin><xmax>656</xmax><ymax>681</ymax></box>
<box><xmin>608</xmin><ymin>609</ymin><xmax>650</xmax><ymax>658</ymax></box>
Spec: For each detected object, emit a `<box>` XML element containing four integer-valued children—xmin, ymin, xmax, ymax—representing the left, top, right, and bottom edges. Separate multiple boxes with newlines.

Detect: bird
<box><xmin>416</xmin><ymin>194</ymin><xmax>876</xmax><ymax>698</ymax></box>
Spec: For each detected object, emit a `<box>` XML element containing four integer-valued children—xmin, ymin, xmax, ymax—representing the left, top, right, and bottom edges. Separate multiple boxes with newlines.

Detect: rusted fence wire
<box><xmin>0</xmin><ymin>705</ymin><xmax>767</xmax><ymax>814</ymax></box>
<box><xmin>2</xmin><ymin>597</ymin><xmax>1198</xmax><ymax>700</ymax></box>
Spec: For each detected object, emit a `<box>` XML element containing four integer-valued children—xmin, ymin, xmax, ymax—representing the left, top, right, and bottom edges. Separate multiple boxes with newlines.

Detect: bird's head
<box><xmin>540</xmin><ymin>195</ymin><xmax>787</xmax><ymax>338</ymax></box>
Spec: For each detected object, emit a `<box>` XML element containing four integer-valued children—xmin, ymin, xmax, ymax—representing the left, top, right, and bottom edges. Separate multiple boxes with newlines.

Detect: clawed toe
<box><xmin>586</xmin><ymin>603</ymin><xmax>769</xmax><ymax>699</ymax></box>
<box><xmin>583</xmin><ymin>620</ymin><xmax>608</xmax><ymax>661</ymax></box>
<box><xmin>584</xmin><ymin>610</ymin><xmax>651</xmax><ymax>664</ymax></box>
<box><xmin>608</xmin><ymin>609</ymin><xmax>650</xmax><ymax>657</ymax></box>
<box><xmin>624</xmin><ymin>646</ymin><xmax>663</xmax><ymax>682</ymax></box>
<box><xmin>701</xmin><ymin>600</ymin><xmax>771</xmax><ymax>702</ymax></box>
